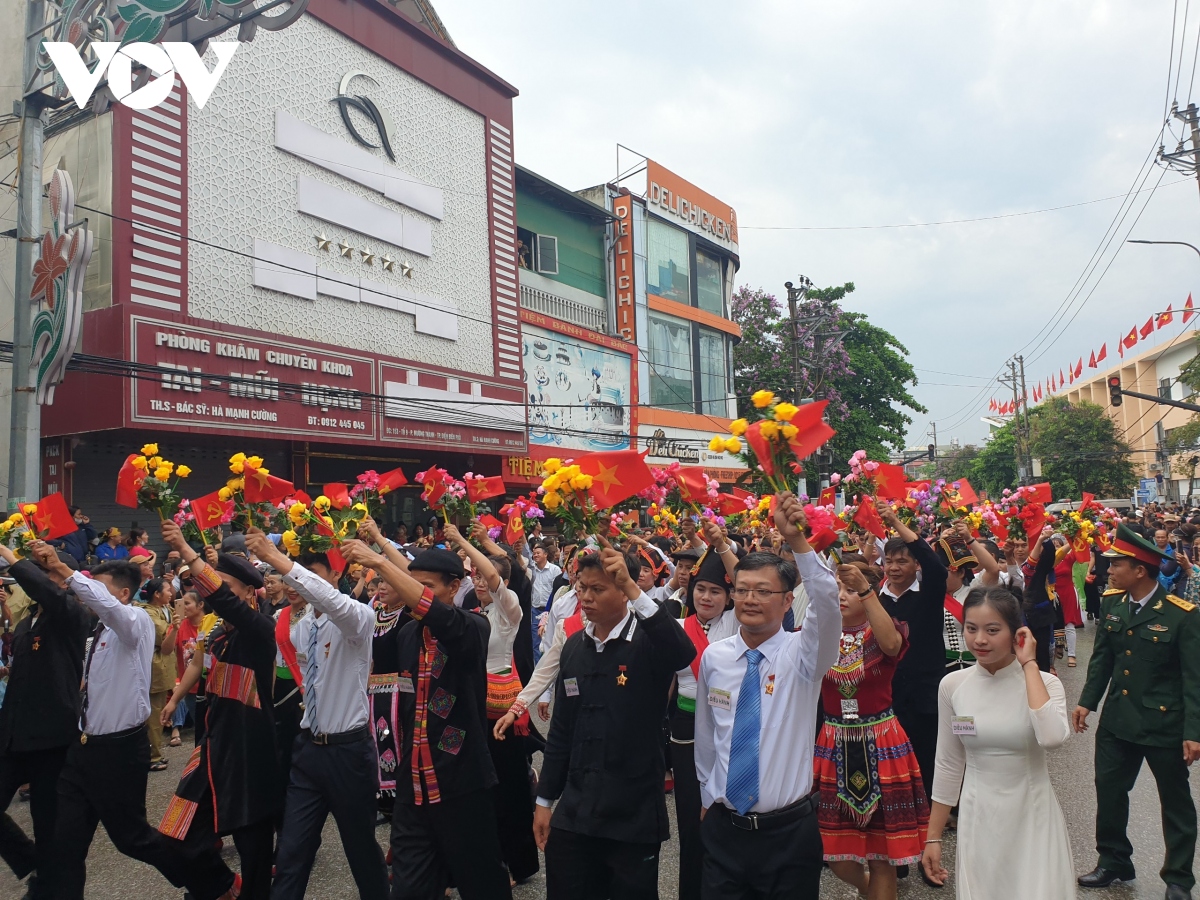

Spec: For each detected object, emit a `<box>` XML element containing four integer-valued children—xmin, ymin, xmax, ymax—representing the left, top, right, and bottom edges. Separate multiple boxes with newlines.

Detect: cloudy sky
<box><xmin>440</xmin><ymin>1</ymin><xmax>1200</xmax><ymax>447</ymax></box>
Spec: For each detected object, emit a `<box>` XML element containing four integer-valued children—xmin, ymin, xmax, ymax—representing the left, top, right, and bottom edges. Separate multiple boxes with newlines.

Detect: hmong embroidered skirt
<box><xmin>813</xmin><ymin>708</ymin><xmax>928</xmax><ymax>865</ymax></box>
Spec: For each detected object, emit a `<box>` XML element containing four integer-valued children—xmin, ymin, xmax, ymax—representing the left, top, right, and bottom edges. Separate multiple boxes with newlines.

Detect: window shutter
<box><xmin>535</xmin><ymin>234</ymin><xmax>559</xmax><ymax>275</ymax></box>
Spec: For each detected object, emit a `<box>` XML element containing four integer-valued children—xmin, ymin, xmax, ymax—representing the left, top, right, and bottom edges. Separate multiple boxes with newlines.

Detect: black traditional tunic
<box><xmin>538</xmin><ymin>601</ymin><xmax>696</xmax><ymax>845</ymax></box>
<box><xmin>392</xmin><ymin>591</ymin><xmax>496</xmax><ymax>805</ymax></box>
<box><xmin>371</xmin><ymin>598</ymin><xmax>410</xmax><ymax>811</ymax></box>
<box><xmin>158</xmin><ymin>566</ymin><xmax>281</xmax><ymax>837</ymax></box>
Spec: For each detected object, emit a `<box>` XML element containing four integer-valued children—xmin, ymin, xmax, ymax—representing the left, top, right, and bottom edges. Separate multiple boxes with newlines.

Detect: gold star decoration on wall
<box><xmin>315</xmin><ymin>233</ymin><xmax>331</xmax><ymax>251</ymax></box>
<box><xmin>381</xmin><ymin>254</ymin><xmax>395</xmax><ymax>272</ymax></box>
<box><xmin>400</xmin><ymin>262</ymin><xmax>413</xmax><ymax>278</ymax></box>
<box><xmin>338</xmin><ymin>239</ymin><xmax>354</xmax><ymax>258</ymax></box>
<box><xmin>320</xmin><ymin>236</ymin><xmax>410</xmax><ymax>275</ymax></box>
<box><xmin>360</xmin><ymin>248</ymin><xmax>375</xmax><ymax>265</ymax></box>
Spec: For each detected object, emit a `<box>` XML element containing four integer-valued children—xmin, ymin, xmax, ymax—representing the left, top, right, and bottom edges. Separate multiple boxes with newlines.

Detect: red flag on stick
<box><xmin>874</xmin><ymin>463</ymin><xmax>909</xmax><ymax>500</ymax></box>
<box><xmin>715</xmin><ymin>494</ymin><xmax>747</xmax><ymax>516</ymax></box>
<box><xmin>1159</xmin><ymin>304</ymin><xmax>1175</xmax><ymax>328</ymax></box>
<box><xmin>1028</xmin><ymin>482</ymin><xmax>1053</xmax><ymax>503</ymax></box>
<box><xmin>323</xmin><ymin>483</ymin><xmax>352</xmax><ymax>510</ymax></box>
<box><xmin>1185</xmin><ymin>294</ymin><xmax>1195</xmax><ymax>324</ymax></box>
<box><xmin>467</xmin><ymin>475</ymin><xmax>506</xmax><ymax>503</ymax></box>
<box><xmin>116</xmin><ymin>454</ymin><xmax>146</xmax><ymax>508</ymax></box>
<box><xmin>1096</xmin><ymin>342</ymin><xmax>1107</xmax><ymax>364</ymax></box>
<box><xmin>378</xmin><ymin>467</ymin><xmax>408</xmax><ymax>494</ymax></box>
<box><xmin>244</xmin><ymin>465</ymin><xmax>295</xmax><ymax>503</ymax></box>
<box><xmin>1140</xmin><ymin>317</ymin><xmax>1154</xmax><ymax>339</ymax></box>
<box><xmin>853</xmin><ymin>500</ymin><xmax>887</xmax><ymax>540</ymax></box>
<box><xmin>504</xmin><ymin>508</ymin><xmax>524</xmax><ymax>545</ymax></box>
<box><xmin>818</xmin><ymin>486</ymin><xmax>837</xmax><ymax>507</ymax></box>
<box><xmin>32</xmin><ymin>493</ymin><xmax>77</xmax><ymax>540</ymax></box>
<box><xmin>675</xmin><ymin>466</ymin><xmax>710</xmax><ymax>503</ymax></box>
<box><xmin>786</xmin><ymin>400</ymin><xmax>836</xmax><ymax>461</ymax></box>
<box><xmin>192</xmin><ymin>490</ymin><xmax>234</xmax><ymax>531</ymax></box>
<box><xmin>573</xmin><ymin>450</ymin><xmax>655</xmax><ymax>508</ymax></box>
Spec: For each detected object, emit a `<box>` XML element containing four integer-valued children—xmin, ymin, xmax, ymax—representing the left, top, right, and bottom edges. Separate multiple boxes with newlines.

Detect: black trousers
<box><xmin>272</xmin><ymin>678</ymin><xmax>303</xmax><ymax>831</ymax></box>
<box><xmin>1094</xmin><ymin>727</ymin><xmax>1197</xmax><ymax>889</ymax></box>
<box><xmin>0</xmin><ymin>745</ymin><xmax>67</xmax><ymax>896</ymax></box>
<box><xmin>53</xmin><ymin>726</ymin><xmax>192</xmax><ymax>900</ymax></box>
<box><xmin>390</xmin><ymin>789</ymin><xmax>511</xmax><ymax>900</ymax></box>
<box><xmin>168</xmin><ymin>794</ymin><xmax>272</xmax><ymax>900</ymax></box>
<box><xmin>545</xmin><ymin>827</ymin><xmax>660</xmax><ymax>900</ymax></box>
<box><xmin>670</xmin><ymin>711</ymin><xmax>703</xmax><ymax>900</ymax></box>
<box><xmin>487</xmin><ymin>730</ymin><xmax>539</xmax><ymax>882</ymax></box>
<box><xmin>271</xmin><ymin>732</ymin><xmax>388</xmax><ymax>900</ymax></box>
<box><xmin>893</xmin><ymin>706</ymin><xmax>938</xmax><ymax>803</ymax></box>
<box><xmin>700</xmin><ymin>803</ymin><xmax>822</xmax><ymax>900</ymax></box>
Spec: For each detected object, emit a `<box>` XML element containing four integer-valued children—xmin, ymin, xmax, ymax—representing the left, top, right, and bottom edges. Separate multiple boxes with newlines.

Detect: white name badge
<box><xmin>203</xmin><ymin>653</ymin><xmax>213</xmax><ymax>670</ymax></box>
<box><xmin>396</xmin><ymin>678</ymin><xmax>415</xmax><ymax>694</ymax></box>
<box><xmin>295</xmin><ymin>652</ymin><xmax>307</xmax><ymax>667</ymax></box>
<box><xmin>708</xmin><ymin>688</ymin><xmax>732</xmax><ymax>711</ymax></box>
<box><xmin>952</xmin><ymin>715</ymin><xmax>977</xmax><ymax>736</ymax></box>
<box><xmin>564</xmin><ymin>677</ymin><xmax>580</xmax><ymax>697</ymax></box>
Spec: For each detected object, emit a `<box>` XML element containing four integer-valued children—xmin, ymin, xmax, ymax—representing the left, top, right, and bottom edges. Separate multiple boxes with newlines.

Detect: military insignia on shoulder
<box><xmin>1167</xmin><ymin>594</ymin><xmax>1196</xmax><ymax>612</ymax></box>
<box><xmin>1103</xmin><ymin>588</ymin><xmax>1124</xmax><ymax>596</ymax></box>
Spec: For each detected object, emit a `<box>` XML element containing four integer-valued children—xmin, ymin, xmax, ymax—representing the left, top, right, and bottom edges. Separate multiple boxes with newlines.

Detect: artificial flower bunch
<box><xmin>349</xmin><ymin>467</ymin><xmax>408</xmax><ymax>518</ymax></box>
<box><xmin>538</xmin><ymin>457</ymin><xmax>598</xmax><ymax>539</ymax></box>
<box><xmin>709</xmin><ymin>390</ymin><xmax>812</xmax><ymax>494</ymax></box>
<box><xmin>648</xmin><ymin>502</ymin><xmax>680</xmax><ymax>534</ymax></box>
<box><xmin>894</xmin><ymin>482</ymin><xmax>937</xmax><ymax>533</ymax></box>
<box><xmin>504</xmin><ymin>492</ymin><xmax>546</xmax><ymax>535</ymax></box>
<box><xmin>993</xmin><ymin>485</ymin><xmax>1051</xmax><ymax>542</ymax></box>
<box><xmin>279</xmin><ymin>495</ymin><xmax>369</xmax><ymax>557</ymax></box>
<box><xmin>415</xmin><ymin>467</ymin><xmax>470</xmax><ymax>522</ymax></box>
<box><xmin>0</xmin><ymin>508</ymin><xmax>38</xmax><ymax>556</ymax></box>
<box><xmin>128</xmin><ymin>443</ymin><xmax>191</xmax><ymax>519</ymax></box>
<box><xmin>705</xmin><ymin>389</ymin><xmax>836</xmax><ymax>498</ymax></box>
<box><xmin>219</xmin><ymin>452</ymin><xmax>275</xmax><ymax>530</ymax></box>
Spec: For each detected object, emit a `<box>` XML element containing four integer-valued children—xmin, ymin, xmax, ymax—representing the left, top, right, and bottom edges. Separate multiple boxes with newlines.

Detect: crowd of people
<box><xmin>0</xmin><ymin>494</ymin><xmax>1196</xmax><ymax>900</ymax></box>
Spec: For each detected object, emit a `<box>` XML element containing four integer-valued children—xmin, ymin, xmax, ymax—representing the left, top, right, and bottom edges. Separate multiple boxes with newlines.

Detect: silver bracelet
<box><xmin>925</xmin><ymin>839</ymin><xmax>942</xmax><ymax>844</ymax></box>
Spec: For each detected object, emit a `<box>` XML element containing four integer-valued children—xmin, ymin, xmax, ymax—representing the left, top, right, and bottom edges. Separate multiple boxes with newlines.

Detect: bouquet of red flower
<box><xmin>709</xmin><ymin>391</ymin><xmax>835</xmax><ymax>495</ymax></box>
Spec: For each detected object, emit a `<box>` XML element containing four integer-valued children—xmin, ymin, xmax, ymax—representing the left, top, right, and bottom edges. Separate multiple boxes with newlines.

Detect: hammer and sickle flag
<box><xmin>192</xmin><ymin>490</ymin><xmax>234</xmax><ymax>531</ymax></box>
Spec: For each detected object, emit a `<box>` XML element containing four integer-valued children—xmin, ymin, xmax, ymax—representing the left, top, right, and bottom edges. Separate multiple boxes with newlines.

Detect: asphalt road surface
<box><xmin>2</xmin><ymin>620</ymin><xmax>1197</xmax><ymax>899</ymax></box>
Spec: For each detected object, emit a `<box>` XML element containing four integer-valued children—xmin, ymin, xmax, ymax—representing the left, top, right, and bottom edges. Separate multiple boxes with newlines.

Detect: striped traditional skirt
<box><xmin>813</xmin><ymin>709</ymin><xmax>929</xmax><ymax>865</ymax></box>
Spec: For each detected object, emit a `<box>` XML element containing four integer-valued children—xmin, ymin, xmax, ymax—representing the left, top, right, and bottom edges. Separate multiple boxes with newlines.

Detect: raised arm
<box><xmin>839</xmin><ymin>563</ymin><xmax>902</xmax><ymax>656</ymax></box>
<box><xmin>775</xmin><ymin>492</ymin><xmax>841</xmax><ymax>679</ymax></box>
<box><xmin>602</xmin><ymin>546</ymin><xmax>695</xmax><ymax>673</ymax></box>
<box><xmin>700</xmin><ymin>518</ymin><xmax>739</xmax><ymax>583</ymax></box>
<box><xmin>246</xmin><ymin>532</ymin><xmax>374</xmax><ymax>642</ymax></box>
<box><xmin>953</xmin><ymin>520</ymin><xmax>1000</xmax><ymax>585</ymax></box>
<box><xmin>358</xmin><ymin>516</ymin><xmax>409</xmax><ymax>572</ymax></box>
<box><xmin>67</xmin><ymin>571</ymin><xmax>145</xmax><ymax>645</ymax></box>
<box><xmin>445</xmin><ymin>523</ymin><xmax>500</xmax><ymax>593</ymax></box>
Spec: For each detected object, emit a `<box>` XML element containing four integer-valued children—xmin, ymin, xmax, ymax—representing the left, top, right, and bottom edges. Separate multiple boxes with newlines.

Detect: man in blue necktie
<box><xmin>694</xmin><ymin>492</ymin><xmax>843</xmax><ymax>899</ymax></box>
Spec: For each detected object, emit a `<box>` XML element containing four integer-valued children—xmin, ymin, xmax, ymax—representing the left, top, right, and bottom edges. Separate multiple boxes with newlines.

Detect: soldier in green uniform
<box><xmin>1074</xmin><ymin>523</ymin><xmax>1200</xmax><ymax>900</ymax></box>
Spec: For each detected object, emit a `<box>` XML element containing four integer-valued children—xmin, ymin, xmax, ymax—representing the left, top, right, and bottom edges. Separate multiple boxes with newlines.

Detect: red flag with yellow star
<box><xmin>31</xmin><ymin>493</ymin><xmax>77</xmax><ymax>540</ymax></box>
<box><xmin>116</xmin><ymin>454</ymin><xmax>145</xmax><ymax>508</ymax></box>
<box><xmin>785</xmin><ymin>400</ymin><xmax>836</xmax><ymax>462</ymax></box>
<box><xmin>466</xmin><ymin>475</ymin><xmax>506</xmax><ymax>503</ymax></box>
<box><xmin>192</xmin><ymin>490</ymin><xmax>233</xmax><ymax>531</ymax></box>
<box><xmin>244</xmin><ymin>464</ymin><xmax>295</xmax><ymax>503</ymax></box>
<box><xmin>573</xmin><ymin>450</ymin><xmax>655</xmax><ymax>509</ymax></box>
<box><xmin>322</xmin><ymin>483</ymin><xmax>352</xmax><ymax>510</ymax></box>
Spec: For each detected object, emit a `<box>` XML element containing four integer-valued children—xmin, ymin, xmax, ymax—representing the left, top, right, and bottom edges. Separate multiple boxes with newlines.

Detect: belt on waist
<box><xmin>276</xmin><ymin>665</ymin><xmax>295</xmax><ymax>680</ymax></box>
<box><xmin>714</xmin><ymin>792</ymin><xmax>818</xmax><ymax>832</ymax></box>
<box><xmin>79</xmin><ymin>723</ymin><xmax>146</xmax><ymax>746</ymax></box>
<box><xmin>301</xmin><ymin>724</ymin><xmax>370</xmax><ymax>746</ymax></box>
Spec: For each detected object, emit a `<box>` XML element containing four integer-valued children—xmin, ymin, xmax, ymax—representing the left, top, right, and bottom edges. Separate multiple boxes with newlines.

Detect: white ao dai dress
<box><xmin>931</xmin><ymin>657</ymin><xmax>1075</xmax><ymax>899</ymax></box>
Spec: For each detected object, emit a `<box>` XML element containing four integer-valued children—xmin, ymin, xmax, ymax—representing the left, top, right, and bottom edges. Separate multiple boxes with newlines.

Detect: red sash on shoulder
<box><xmin>275</xmin><ymin>612</ymin><xmax>304</xmax><ymax>690</ymax></box>
<box><xmin>944</xmin><ymin>593</ymin><xmax>963</xmax><ymax>624</ymax></box>
<box><xmin>564</xmin><ymin>611</ymin><xmax>585</xmax><ymax>638</ymax></box>
<box><xmin>684</xmin><ymin>614</ymin><xmax>710</xmax><ymax>679</ymax></box>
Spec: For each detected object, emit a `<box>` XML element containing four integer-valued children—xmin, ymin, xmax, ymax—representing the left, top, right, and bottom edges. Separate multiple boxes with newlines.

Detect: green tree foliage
<box><xmin>730</xmin><ymin>283</ymin><xmax>926</xmax><ymax>467</ymax></box>
<box><xmin>934</xmin><ymin>445</ymin><xmax>981</xmax><ymax>483</ymax></box>
<box><xmin>968</xmin><ymin>399</ymin><xmax>1136</xmax><ymax>497</ymax></box>
<box><xmin>1029</xmin><ymin>398</ymin><xmax>1137</xmax><ymax>498</ymax></box>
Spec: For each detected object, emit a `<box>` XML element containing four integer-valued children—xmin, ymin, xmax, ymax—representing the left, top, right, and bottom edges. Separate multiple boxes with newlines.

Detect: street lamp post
<box><xmin>1127</xmin><ymin>239</ymin><xmax>1200</xmax><ymax>259</ymax></box>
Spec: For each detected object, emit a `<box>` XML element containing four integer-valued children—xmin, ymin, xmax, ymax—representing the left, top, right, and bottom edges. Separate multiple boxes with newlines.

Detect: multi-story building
<box><xmin>0</xmin><ymin>1</ymin><xmax>526</xmax><ymax>532</ymax></box>
<box><xmin>1058</xmin><ymin>330</ymin><xmax>1199</xmax><ymax>502</ymax></box>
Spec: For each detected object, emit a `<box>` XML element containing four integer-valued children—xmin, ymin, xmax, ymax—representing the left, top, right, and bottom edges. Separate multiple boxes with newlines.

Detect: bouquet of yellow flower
<box><xmin>709</xmin><ymin>391</ymin><xmax>834</xmax><ymax>495</ymax></box>
<box><xmin>125</xmin><ymin>443</ymin><xmax>191</xmax><ymax>519</ymax></box>
<box><xmin>220</xmin><ymin>453</ymin><xmax>279</xmax><ymax>530</ymax></box>
<box><xmin>538</xmin><ymin>458</ymin><xmax>597</xmax><ymax>540</ymax></box>
<box><xmin>279</xmin><ymin>495</ymin><xmax>369</xmax><ymax>557</ymax></box>
<box><xmin>0</xmin><ymin>508</ymin><xmax>38</xmax><ymax>556</ymax></box>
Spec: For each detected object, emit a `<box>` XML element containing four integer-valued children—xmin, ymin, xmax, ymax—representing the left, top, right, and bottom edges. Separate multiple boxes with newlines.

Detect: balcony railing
<box><xmin>520</xmin><ymin>281</ymin><xmax>608</xmax><ymax>333</ymax></box>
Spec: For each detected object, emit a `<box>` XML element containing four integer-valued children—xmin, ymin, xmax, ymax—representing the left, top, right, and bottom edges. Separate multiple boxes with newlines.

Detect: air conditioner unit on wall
<box><xmin>1149</xmin><ymin>462</ymin><xmax>1162</xmax><ymax>472</ymax></box>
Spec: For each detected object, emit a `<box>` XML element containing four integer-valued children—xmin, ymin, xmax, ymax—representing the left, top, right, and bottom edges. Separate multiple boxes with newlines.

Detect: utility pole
<box><xmin>1158</xmin><ymin>102</ymin><xmax>1200</xmax><ymax>202</ymax></box>
<box><xmin>784</xmin><ymin>278</ymin><xmax>812</xmax><ymax>407</ymax></box>
<box><xmin>1017</xmin><ymin>354</ymin><xmax>1033</xmax><ymax>485</ymax></box>
<box><xmin>8</xmin><ymin>0</ymin><xmax>50</xmax><ymax>510</ymax></box>
<box><xmin>999</xmin><ymin>359</ymin><xmax>1025</xmax><ymax>485</ymax></box>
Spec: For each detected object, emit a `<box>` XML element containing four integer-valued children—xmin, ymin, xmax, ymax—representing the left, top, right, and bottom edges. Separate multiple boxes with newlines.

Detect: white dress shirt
<box><xmin>71</xmin><ymin>571</ymin><xmax>155</xmax><ymax>736</ymax></box>
<box><xmin>274</xmin><ymin>603</ymin><xmax>314</xmax><ymax>670</ymax></box>
<box><xmin>674</xmin><ymin>609</ymin><xmax>740</xmax><ymax>701</ymax></box>
<box><xmin>483</xmin><ymin>584</ymin><xmax>523</xmax><ymax>673</ymax></box>
<box><xmin>695</xmin><ymin>550</ymin><xmax>841</xmax><ymax>813</ymax></box>
<box><xmin>530</xmin><ymin>561</ymin><xmax>562</xmax><ymax>610</ymax></box>
<box><xmin>541</xmin><ymin>588</ymin><xmax>578</xmax><ymax>657</ymax></box>
<box><xmin>283</xmin><ymin>564</ymin><xmax>375</xmax><ymax>735</ymax></box>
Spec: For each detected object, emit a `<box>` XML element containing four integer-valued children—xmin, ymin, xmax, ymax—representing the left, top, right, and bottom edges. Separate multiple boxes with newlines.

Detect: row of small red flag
<box><xmin>990</xmin><ymin>294</ymin><xmax>1196</xmax><ymax>414</ymax></box>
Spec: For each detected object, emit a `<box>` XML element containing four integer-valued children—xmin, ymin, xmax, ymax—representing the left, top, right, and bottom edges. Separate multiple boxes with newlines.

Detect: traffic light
<box><xmin>927</xmin><ymin>443</ymin><xmax>935</xmax><ymax>461</ymax></box>
<box><xmin>1108</xmin><ymin>375</ymin><xmax>1122</xmax><ymax>407</ymax></box>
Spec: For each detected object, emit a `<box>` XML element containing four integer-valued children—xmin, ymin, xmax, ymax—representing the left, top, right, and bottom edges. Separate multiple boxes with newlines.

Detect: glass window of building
<box><xmin>648</xmin><ymin>310</ymin><xmax>694</xmax><ymax>410</ymax></box>
<box><xmin>646</xmin><ymin>219</ymin><xmax>690</xmax><ymax>305</ymax></box>
<box><xmin>698</xmin><ymin>327</ymin><xmax>729</xmax><ymax>415</ymax></box>
<box><xmin>696</xmin><ymin>248</ymin><xmax>725</xmax><ymax>316</ymax></box>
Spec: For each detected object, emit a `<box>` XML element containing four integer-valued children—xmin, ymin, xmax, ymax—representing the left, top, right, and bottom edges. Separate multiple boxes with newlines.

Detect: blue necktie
<box><xmin>726</xmin><ymin>648</ymin><xmax>764</xmax><ymax>815</ymax></box>
<box><xmin>305</xmin><ymin>619</ymin><xmax>320</xmax><ymax>732</ymax></box>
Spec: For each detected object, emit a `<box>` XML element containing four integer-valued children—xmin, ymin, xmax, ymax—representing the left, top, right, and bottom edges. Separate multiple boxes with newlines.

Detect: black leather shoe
<box><xmin>1165</xmin><ymin>885</ymin><xmax>1192</xmax><ymax>900</ymax></box>
<box><xmin>1078</xmin><ymin>866</ymin><xmax>1132</xmax><ymax>888</ymax></box>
